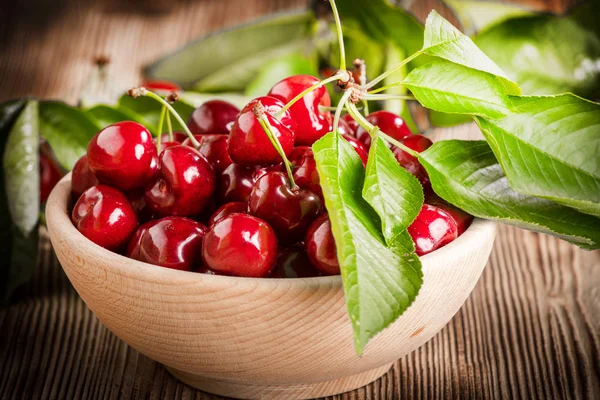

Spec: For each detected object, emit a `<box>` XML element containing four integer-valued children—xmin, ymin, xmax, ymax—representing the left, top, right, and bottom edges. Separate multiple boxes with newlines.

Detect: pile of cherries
<box><xmin>70</xmin><ymin>75</ymin><xmax>472</xmax><ymax>278</ymax></box>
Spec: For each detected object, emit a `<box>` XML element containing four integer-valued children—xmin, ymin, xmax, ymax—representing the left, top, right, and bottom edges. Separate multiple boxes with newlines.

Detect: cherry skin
<box><xmin>341</xmin><ymin>114</ymin><xmax>358</xmax><ymax>135</ymax></box>
<box><xmin>202</xmin><ymin>213</ymin><xmax>278</xmax><ymax>278</ymax></box>
<box><xmin>392</xmin><ymin>134</ymin><xmax>433</xmax><ymax>189</ymax></box>
<box><xmin>208</xmin><ymin>202</ymin><xmax>248</xmax><ymax>226</ymax></box>
<box><xmin>142</xmin><ymin>80</ymin><xmax>181</xmax><ymax>93</ymax></box>
<box><xmin>71</xmin><ymin>185</ymin><xmax>138</xmax><ymax>252</ymax></box>
<box><xmin>305</xmin><ymin>214</ymin><xmax>340</xmax><ymax>275</ymax></box>
<box><xmin>127</xmin><ymin>189</ymin><xmax>155</xmax><ymax>223</ymax></box>
<box><xmin>71</xmin><ymin>154</ymin><xmax>100</xmax><ymax>200</ymax></box>
<box><xmin>144</xmin><ymin>145</ymin><xmax>216</xmax><ymax>217</ymax></box>
<box><xmin>355</xmin><ymin>110</ymin><xmax>412</xmax><ymax>148</ymax></box>
<box><xmin>217</xmin><ymin>163</ymin><xmax>259</xmax><ymax>204</ymax></box>
<box><xmin>290</xmin><ymin>147</ymin><xmax>323</xmax><ymax>202</ymax></box>
<box><xmin>343</xmin><ymin>134</ymin><xmax>369</xmax><ymax>167</ymax></box>
<box><xmin>158</xmin><ymin>132</ymin><xmax>188</xmax><ymax>143</ymax></box>
<box><xmin>187</xmin><ymin>100</ymin><xmax>240</xmax><ymax>135</ymax></box>
<box><xmin>268</xmin><ymin>75</ymin><xmax>332</xmax><ymax>146</ymax></box>
<box><xmin>87</xmin><ymin>121</ymin><xmax>158</xmax><ymax>192</ymax></box>
<box><xmin>228</xmin><ymin>96</ymin><xmax>296</xmax><ymax>166</ymax></box>
<box><xmin>426</xmin><ymin>195</ymin><xmax>473</xmax><ymax>236</ymax></box>
<box><xmin>408</xmin><ymin>204</ymin><xmax>458</xmax><ymax>256</ymax></box>
<box><xmin>270</xmin><ymin>247</ymin><xmax>321</xmax><ymax>278</ymax></box>
<box><xmin>126</xmin><ymin>216</ymin><xmax>207</xmax><ymax>271</ymax></box>
<box><xmin>249</xmin><ymin>171</ymin><xmax>322</xmax><ymax>244</ymax></box>
<box><xmin>183</xmin><ymin>134</ymin><xmax>232</xmax><ymax>174</ymax></box>
<box><xmin>40</xmin><ymin>153</ymin><xmax>63</xmax><ymax>203</ymax></box>
<box><xmin>336</xmin><ymin>118</ymin><xmax>353</xmax><ymax>136</ymax></box>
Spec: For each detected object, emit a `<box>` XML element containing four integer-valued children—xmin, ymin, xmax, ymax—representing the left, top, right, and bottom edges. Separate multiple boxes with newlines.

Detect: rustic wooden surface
<box><xmin>0</xmin><ymin>0</ymin><xmax>598</xmax><ymax>399</ymax></box>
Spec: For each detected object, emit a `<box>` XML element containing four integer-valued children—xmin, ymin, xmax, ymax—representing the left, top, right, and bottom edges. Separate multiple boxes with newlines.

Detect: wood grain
<box><xmin>1</xmin><ymin>0</ymin><xmax>599</xmax><ymax>399</ymax></box>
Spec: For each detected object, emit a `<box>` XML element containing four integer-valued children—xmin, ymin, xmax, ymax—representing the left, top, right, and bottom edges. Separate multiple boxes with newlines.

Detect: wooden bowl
<box><xmin>46</xmin><ymin>174</ymin><xmax>496</xmax><ymax>400</ymax></box>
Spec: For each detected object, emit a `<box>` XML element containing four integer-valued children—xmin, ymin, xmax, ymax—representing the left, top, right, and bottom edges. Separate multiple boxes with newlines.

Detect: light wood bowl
<box><xmin>46</xmin><ymin>174</ymin><xmax>496</xmax><ymax>400</ymax></box>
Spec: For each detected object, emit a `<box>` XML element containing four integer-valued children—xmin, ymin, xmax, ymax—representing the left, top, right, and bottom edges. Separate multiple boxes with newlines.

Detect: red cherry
<box><xmin>126</xmin><ymin>216</ymin><xmax>207</xmax><ymax>271</ymax></box>
<box><xmin>270</xmin><ymin>248</ymin><xmax>321</xmax><ymax>278</ymax></box>
<box><xmin>342</xmin><ymin>134</ymin><xmax>369</xmax><ymax>167</ymax></box>
<box><xmin>71</xmin><ymin>154</ymin><xmax>100</xmax><ymax>200</ymax></box>
<box><xmin>71</xmin><ymin>185</ymin><xmax>138</xmax><ymax>251</ymax></box>
<box><xmin>144</xmin><ymin>145</ymin><xmax>216</xmax><ymax>217</ymax></box>
<box><xmin>208</xmin><ymin>202</ymin><xmax>248</xmax><ymax>226</ymax></box>
<box><xmin>392</xmin><ymin>134</ymin><xmax>433</xmax><ymax>189</ymax></box>
<box><xmin>305</xmin><ymin>214</ymin><xmax>340</xmax><ymax>275</ymax></box>
<box><xmin>40</xmin><ymin>153</ymin><xmax>63</xmax><ymax>203</ymax></box>
<box><xmin>268</xmin><ymin>75</ymin><xmax>332</xmax><ymax>146</ymax></box>
<box><xmin>228</xmin><ymin>96</ymin><xmax>296</xmax><ymax>166</ymax></box>
<box><xmin>202</xmin><ymin>214</ymin><xmax>278</xmax><ymax>277</ymax></box>
<box><xmin>183</xmin><ymin>134</ymin><xmax>232</xmax><ymax>174</ymax></box>
<box><xmin>217</xmin><ymin>164</ymin><xmax>257</xmax><ymax>203</ymax></box>
<box><xmin>249</xmin><ymin>171</ymin><xmax>322</xmax><ymax>244</ymax></box>
<box><xmin>142</xmin><ymin>80</ymin><xmax>181</xmax><ymax>93</ymax></box>
<box><xmin>426</xmin><ymin>195</ymin><xmax>473</xmax><ymax>236</ymax></box>
<box><xmin>87</xmin><ymin>121</ymin><xmax>158</xmax><ymax>192</ymax></box>
<box><xmin>187</xmin><ymin>100</ymin><xmax>240</xmax><ymax>135</ymax></box>
<box><xmin>290</xmin><ymin>147</ymin><xmax>323</xmax><ymax>202</ymax></box>
<box><xmin>158</xmin><ymin>132</ymin><xmax>188</xmax><ymax>143</ymax></box>
<box><xmin>336</xmin><ymin>118</ymin><xmax>353</xmax><ymax>136</ymax></box>
<box><xmin>408</xmin><ymin>204</ymin><xmax>458</xmax><ymax>256</ymax></box>
<box><xmin>127</xmin><ymin>189</ymin><xmax>155</xmax><ymax>223</ymax></box>
<box><xmin>355</xmin><ymin>111</ymin><xmax>412</xmax><ymax>148</ymax></box>
<box><xmin>341</xmin><ymin>114</ymin><xmax>358</xmax><ymax>135</ymax></box>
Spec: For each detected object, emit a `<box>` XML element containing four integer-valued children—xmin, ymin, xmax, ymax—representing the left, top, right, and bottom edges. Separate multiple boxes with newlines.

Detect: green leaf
<box><xmin>118</xmin><ymin>94</ymin><xmax>195</xmax><ymax>133</ymax></box>
<box><xmin>144</xmin><ymin>10</ymin><xmax>318</xmax><ymax>92</ymax></box>
<box><xmin>3</xmin><ymin>100</ymin><xmax>39</xmax><ymax>236</ymax></box>
<box><xmin>245</xmin><ymin>53</ymin><xmax>319</xmax><ymax>97</ymax></box>
<box><xmin>422</xmin><ymin>10</ymin><xmax>521</xmax><ymax>95</ymax></box>
<box><xmin>474</xmin><ymin>14</ymin><xmax>600</xmax><ymax>98</ymax></box>
<box><xmin>313</xmin><ymin>132</ymin><xmax>422</xmax><ymax>354</ymax></box>
<box><xmin>445</xmin><ymin>0</ymin><xmax>534</xmax><ymax>35</ymax></box>
<box><xmin>404</xmin><ymin>59</ymin><xmax>515</xmax><ymax>118</ymax></box>
<box><xmin>420</xmin><ymin>140</ymin><xmax>600</xmax><ymax>249</ymax></box>
<box><xmin>476</xmin><ymin>94</ymin><xmax>600</xmax><ymax>218</ymax></box>
<box><xmin>363</xmin><ymin>137</ymin><xmax>423</xmax><ymax>246</ymax></box>
<box><xmin>428</xmin><ymin>110</ymin><xmax>472</xmax><ymax>127</ymax></box>
<box><xmin>39</xmin><ymin>101</ymin><xmax>101</xmax><ymax>170</ymax></box>
<box><xmin>87</xmin><ymin>104</ymin><xmax>156</xmax><ymax>133</ymax></box>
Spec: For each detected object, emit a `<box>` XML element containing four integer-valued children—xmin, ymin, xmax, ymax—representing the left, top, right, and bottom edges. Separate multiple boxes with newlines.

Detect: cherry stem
<box><xmin>362</xmin><ymin>93</ymin><xmax>416</xmax><ymax>101</ymax></box>
<box><xmin>334</xmin><ymin>89</ymin><xmax>354</xmax><ymax>133</ymax></box>
<box><xmin>329</xmin><ymin>0</ymin><xmax>346</xmax><ymax>71</ymax></box>
<box><xmin>318</xmin><ymin>104</ymin><xmax>363</xmax><ymax>113</ymax></box>
<box><xmin>156</xmin><ymin>105</ymin><xmax>166</xmax><ymax>153</ymax></box>
<box><xmin>275</xmin><ymin>72</ymin><xmax>347</xmax><ymax>118</ymax></box>
<box><xmin>363</xmin><ymin>51</ymin><xmax>421</xmax><ymax>90</ymax></box>
<box><xmin>346</xmin><ymin>102</ymin><xmax>418</xmax><ymax>157</ymax></box>
<box><xmin>166</xmin><ymin>112</ymin><xmax>173</xmax><ymax>141</ymax></box>
<box><xmin>254</xmin><ymin>102</ymin><xmax>297</xmax><ymax>188</ymax></box>
<box><xmin>368</xmin><ymin>82</ymin><xmax>403</xmax><ymax>94</ymax></box>
<box><xmin>129</xmin><ymin>87</ymin><xmax>200</xmax><ymax>148</ymax></box>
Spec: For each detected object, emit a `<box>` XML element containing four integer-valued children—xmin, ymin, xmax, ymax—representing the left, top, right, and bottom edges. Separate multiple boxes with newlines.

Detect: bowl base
<box><xmin>166</xmin><ymin>363</ymin><xmax>393</xmax><ymax>400</ymax></box>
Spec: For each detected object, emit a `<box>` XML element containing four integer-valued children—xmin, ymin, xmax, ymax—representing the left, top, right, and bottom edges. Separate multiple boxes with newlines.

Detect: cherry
<box><xmin>427</xmin><ymin>195</ymin><xmax>473</xmax><ymax>236</ymax></box>
<box><xmin>144</xmin><ymin>145</ymin><xmax>216</xmax><ymax>217</ymax></box>
<box><xmin>305</xmin><ymin>214</ymin><xmax>340</xmax><ymax>275</ymax></box>
<box><xmin>127</xmin><ymin>189</ymin><xmax>155</xmax><ymax>223</ymax></box>
<box><xmin>270</xmin><ymin>248</ymin><xmax>321</xmax><ymax>278</ymax></box>
<box><xmin>202</xmin><ymin>213</ymin><xmax>278</xmax><ymax>277</ymax></box>
<box><xmin>71</xmin><ymin>185</ymin><xmax>138</xmax><ymax>251</ymax></box>
<box><xmin>341</xmin><ymin>114</ymin><xmax>358</xmax><ymax>135</ymax></box>
<box><xmin>158</xmin><ymin>132</ymin><xmax>188</xmax><ymax>143</ymax></box>
<box><xmin>343</xmin><ymin>134</ymin><xmax>369</xmax><ymax>167</ymax></box>
<box><xmin>187</xmin><ymin>100</ymin><xmax>240</xmax><ymax>135</ymax></box>
<box><xmin>40</xmin><ymin>153</ymin><xmax>63</xmax><ymax>203</ymax></box>
<box><xmin>392</xmin><ymin>134</ymin><xmax>433</xmax><ymax>189</ymax></box>
<box><xmin>183</xmin><ymin>134</ymin><xmax>232</xmax><ymax>174</ymax></box>
<box><xmin>217</xmin><ymin>163</ymin><xmax>258</xmax><ymax>203</ymax></box>
<box><xmin>208</xmin><ymin>202</ymin><xmax>248</xmax><ymax>226</ymax></box>
<box><xmin>355</xmin><ymin>110</ymin><xmax>412</xmax><ymax>148</ymax></box>
<box><xmin>126</xmin><ymin>216</ymin><xmax>207</xmax><ymax>271</ymax></box>
<box><xmin>228</xmin><ymin>96</ymin><xmax>296</xmax><ymax>166</ymax></box>
<box><xmin>290</xmin><ymin>147</ymin><xmax>323</xmax><ymax>202</ymax></box>
<box><xmin>87</xmin><ymin>121</ymin><xmax>158</xmax><ymax>192</ymax></box>
<box><xmin>268</xmin><ymin>75</ymin><xmax>332</xmax><ymax>146</ymax></box>
<box><xmin>142</xmin><ymin>80</ymin><xmax>181</xmax><ymax>93</ymax></box>
<box><xmin>248</xmin><ymin>171</ymin><xmax>322</xmax><ymax>244</ymax></box>
<box><xmin>408</xmin><ymin>204</ymin><xmax>458</xmax><ymax>256</ymax></box>
<box><xmin>336</xmin><ymin>118</ymin><xmax>353</xmax><ymax>136</ymax></box>
<box><xmin>71</xmin><ymin>154</ymin><xmax>99</xmax><ymax>200</ymax></box>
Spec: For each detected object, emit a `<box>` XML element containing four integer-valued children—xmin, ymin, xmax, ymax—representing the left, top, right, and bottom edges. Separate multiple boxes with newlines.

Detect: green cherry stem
<box><xmin>129</xmin><ymin>87</ymin><xmax>200</xmax><ymax>148</ymax></box>
<box><xmin>362</xmin><ymin>93</ymin><xmax>416</xmax><ymax>101</ymax></box>
<box><xmin>363</xmin><ymin>51</ymin><xmax>421</xmax><ymax>90</ymax></box>
<box><xmin>156</xmin><ymin>105</ymin><xmax>167</xmax><ymax>153</ymax></box>
<box><xmin>329</xmin><ymin>0</ymin><xmax>346</xmax><ymax>71</ymax></box>
<box><xmin>346</xmin><ymin>102</ymin><xmax>418</xmax><ymax>157</ymax></box>
<box><xmin>367</xmin><ymin>82</ymin><xmax>403</xmax><ymax>94</ymax></box>
<box><xmin>334</xmin><ymin>89</ymin><xmax>354</xmax><ymax>133</ymax></box>
<box><xmin>254</xmin><ymin>102</ymin><xmax>297</xmax><ymax>188</ymax></box>
<box><xmin>166</xmin><ymin>112</ymin><xmax>173</xmax><ymax>141</ymax></box>
<box><xmin>275</xmin><ymin>72</ymin><xmax>347</xmax><ymax>118</ymax></box>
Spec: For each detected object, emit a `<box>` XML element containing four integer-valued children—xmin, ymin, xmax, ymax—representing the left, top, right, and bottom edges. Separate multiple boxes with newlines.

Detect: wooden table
<box><xmin>0</xmin><ymin>1</ymin><xmax>598</xmax><ymax>399</ymax></box>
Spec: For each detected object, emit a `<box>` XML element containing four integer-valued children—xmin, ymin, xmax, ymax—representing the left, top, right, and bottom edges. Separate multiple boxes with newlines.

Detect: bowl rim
<box><xmin>46</xmin><ymin>173</ymin><xmax>495</xmax><ymax>289</ymax></box>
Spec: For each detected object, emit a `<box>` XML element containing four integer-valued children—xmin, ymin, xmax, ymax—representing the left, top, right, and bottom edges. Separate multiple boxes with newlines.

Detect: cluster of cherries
<box><xmin>69</xmin><ymin>74</ymin><xmax>472</xmax><ymax>278</ymax></box>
